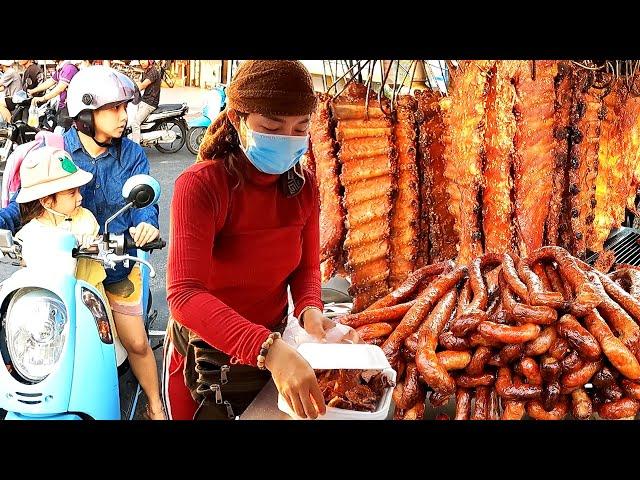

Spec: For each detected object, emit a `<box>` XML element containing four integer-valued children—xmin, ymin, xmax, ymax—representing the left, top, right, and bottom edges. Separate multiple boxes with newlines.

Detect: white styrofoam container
<box><xmin>277</xmin><ymin>343</ymin><xmax>396</xmax><ymax>420</ymax></box>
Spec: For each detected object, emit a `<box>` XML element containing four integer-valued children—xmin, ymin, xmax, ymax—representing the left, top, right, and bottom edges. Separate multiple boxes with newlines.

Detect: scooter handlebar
<box><xmin>124</xmin><ymin>236</ymin><xmax>166</xmax><ymax>252</ymax></box>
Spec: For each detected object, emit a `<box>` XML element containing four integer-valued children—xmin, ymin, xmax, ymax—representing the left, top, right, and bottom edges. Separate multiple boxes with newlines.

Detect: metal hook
<box><xmin>364</xmin><ymin>60</ymin><xmax>376</xmax><ymax>121</ymax></box>
<box><xmin>327</xmin><ymin>60</ymin><xmax>366</xmax><ymax>95</ymax></box>
<box><xmin>570</xmin><ymin>60</ymin><xmax>606</xmax><ymax>71</ymax></box>
<box><xmin>321</xmin><ymin>60</ymin><xmax>328</xmax><ymax>92</ymax></box>
<box><xmin>332</xmin><ymin>60</ymin><xmax>372</xmax><ymax>100</ymax></box>
<box><xmin>391</xmin><ymin>60</ymin><xmax>401</xmax><ymax>111</ymax></box>
<box><xmin>378</xmin><ymin>60</ymin><xmax>394</xmax><ymax>117</ymax></box>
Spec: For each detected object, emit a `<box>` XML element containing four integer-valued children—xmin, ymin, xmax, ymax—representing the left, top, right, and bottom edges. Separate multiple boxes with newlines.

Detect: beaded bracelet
<box><xmin>256</xmin><ymin>332</ymin><xmax>282</xmax><ymax>370</ymax></box>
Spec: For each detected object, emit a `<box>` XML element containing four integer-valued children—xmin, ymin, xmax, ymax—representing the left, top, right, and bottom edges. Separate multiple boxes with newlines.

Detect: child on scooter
<box><xmin>0</xmin><ymin>67</ymin><xmax>166</xmax><ymax>420</ymax></box>
<box><xmin>14</xmin><ymin>145</ymin><xmax>113</xmax><ymax>323</ymax></box>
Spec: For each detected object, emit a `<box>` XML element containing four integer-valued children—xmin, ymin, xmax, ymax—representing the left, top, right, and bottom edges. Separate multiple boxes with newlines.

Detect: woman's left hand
<box><xmin>302</xmin><ymin>308</ymin><xmax>360</xmax><ymax>344</ymax></box>
<box><xmin>129</xmin><ymin>222</ymin><xmax>160</xmax><ymax>247</ymax></box>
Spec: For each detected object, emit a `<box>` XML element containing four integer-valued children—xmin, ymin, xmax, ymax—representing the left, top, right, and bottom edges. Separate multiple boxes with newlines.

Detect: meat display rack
<box><xmin>587</xmin><ymin>226</ymin><xmax>640</xmax><ymax>267</ymax></box>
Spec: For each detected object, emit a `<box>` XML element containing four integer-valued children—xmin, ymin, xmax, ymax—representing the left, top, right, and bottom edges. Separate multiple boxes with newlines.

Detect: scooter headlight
<box><xmin>4</xmin><ymin>288</ymin><xmax>68</xmax><ymax>383</ymax></box>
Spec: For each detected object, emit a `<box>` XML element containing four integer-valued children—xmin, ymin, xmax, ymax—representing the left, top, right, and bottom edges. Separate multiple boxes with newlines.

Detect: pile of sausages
<box><xmin>338</xmin><ymin>246</ymin><xmax>640</xmax><ymax>420</ymax></box>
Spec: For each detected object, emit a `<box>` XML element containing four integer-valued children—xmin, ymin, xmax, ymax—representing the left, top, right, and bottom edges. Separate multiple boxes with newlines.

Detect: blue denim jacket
<box><xmin>0</xmin><ymin>128</ymin><xmax>159</xmax><ymax>284</ymax></box>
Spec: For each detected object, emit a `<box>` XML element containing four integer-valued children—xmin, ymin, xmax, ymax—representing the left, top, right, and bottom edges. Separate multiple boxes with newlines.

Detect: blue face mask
<box><xmin>239</xmin><ymin>120</ymin><xmax>309</xmax><ymax>175</ymax></box>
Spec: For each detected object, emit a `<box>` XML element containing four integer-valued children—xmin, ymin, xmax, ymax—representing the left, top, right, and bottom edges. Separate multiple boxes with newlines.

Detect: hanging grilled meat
<box><xmin>589</xmin><ymin>78</ymin><xmax>624</xmax><ymax>252</ymax></box>
<box><xmin>483</xmin><ymin>60</ymin><xmax>518</xmax><ymax>255</ymax></box>
<box><xmin>415</xmin><ymin>89</ymin><xmax>458</xmax><ymax>264</ymax></box>
<box><xmin>310</xmin><ymin>93</ymin><xmax>346</xmax><ymax>282</ymax></box>
<box><xmin>547</xmin><ymin>61</ymin><xmax>574</xmax><ymax>249</ymax></box>
<box><xmin>442</xmin><ymin>60</ymin><xmax>495</xmax><ymax>265</ymax></box>
<box><xmin>513</xmin><ymin>60</ymin><xmax>558</xmax><ymax>257</ymax></box>
<box><xmin>389</xmin><ymin>95</ymin><xmax>420</xmax><ymax>288</ymax></box>
<box><xmin>333</xmin><ymin>82</ymin><xmax>395</xmax><ymax>311</ymax></box>
<box><xmin>619</xmin><ymin>88</ymin><xmax>640</xmax><ymax>226</ymax></box>
<box><xmin>567</xmin><ymin>68</ymin><xmax>605</xmax><ymax>259</ymax></box>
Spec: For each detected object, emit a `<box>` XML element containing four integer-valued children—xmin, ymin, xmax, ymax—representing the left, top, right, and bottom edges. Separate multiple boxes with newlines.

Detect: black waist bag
<box><xmin>168</xmin><ymin>316</ymin><xmax>286</xmax><ymax>420</ymax></box>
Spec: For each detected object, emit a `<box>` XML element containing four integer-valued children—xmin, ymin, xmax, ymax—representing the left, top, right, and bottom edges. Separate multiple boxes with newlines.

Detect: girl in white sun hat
<box><xmin>15</xmin><ymin>145</ymin><xmax>116</xmax><ymax>336</ymax></box>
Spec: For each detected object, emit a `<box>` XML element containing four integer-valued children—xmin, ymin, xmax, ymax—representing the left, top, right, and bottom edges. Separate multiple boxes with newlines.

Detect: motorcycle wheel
<box><xmin>154</xmin><ymin>119</ymin><xmax>186</xmax><ymax>154</ymax></box>
<box><xmin>186</xmin><ymin>126</ymin><xmax>206</xmax><ymax>155</ymax></box>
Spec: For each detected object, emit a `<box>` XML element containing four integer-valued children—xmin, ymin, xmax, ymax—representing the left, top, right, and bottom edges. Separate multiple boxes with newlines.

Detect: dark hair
<box><xmin>19</xmin><ymin>196</ymin><xmax>52</xmax><ymax>225</ymax></box>
<box><xmin>196</xmin><ymin>110</ymin><xmax>247</xmax><ymax>188</ymax></box>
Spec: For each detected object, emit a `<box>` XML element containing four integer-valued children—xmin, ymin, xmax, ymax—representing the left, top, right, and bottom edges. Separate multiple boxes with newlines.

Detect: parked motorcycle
<box><xmin>0</xmin><ymin>174</ymin><xmax>165</xmax><ymax>420</ymax></box>
<box><xmin>186</xmin><ymin>84</ymin><xmax>226</xmax><ymax>155</ymax></box>
<box><xmin>125</xmin><ymin>102</ymin><xmax>188</xmax><ymax>154</ymax></box>
<box><xmin>0</xmin><ymin>91</ymin><xmax>57</xmax><ymax>173</ymax></box>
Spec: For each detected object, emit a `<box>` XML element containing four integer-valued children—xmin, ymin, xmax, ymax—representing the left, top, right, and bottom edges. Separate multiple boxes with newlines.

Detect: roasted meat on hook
<box><xmin>567</xmin><ymin>68</ymin><xmax>604</xmax><ymax>259</ymax></box>
<box><xmin>309</xmin><ymin>93</ymin><xmax>345</xmax><ymax>282</ymax></box>
<box><xmin>482</xmin><ymin>60</ymin><xmax>518</xmax><ymax>255</ymax></box>
<box><xmin>513</xmin><ymin>60</ymin><xmax>558</xmax><ymax>257</ymax></box>
<box><xmin>589</xmin><ymin>79</ymin><xmax>624</xmax><ymax>252</ymax></box>
<box><xmin>442</xmin><ymin>60</ymin><xmax>495</xmax><ymax>265</ymax></box>
<box><xmin>333</xmin><ymin>83</ymin><xmax>395</xmax><ymax>311</ymax></box>
<box><xmin>415</xmin><ymin>89</ymin><xmax>458</xmax><ymax>264</ymax></box>
<box><xmin>546</xmin><ymin>61</ymin><xmax>574</xmax><ymax>250</ymax></box>
<box><xmin>389</xmin><ymin>95</ymin><xmax>420</xmax><ymax>288</ymax></box>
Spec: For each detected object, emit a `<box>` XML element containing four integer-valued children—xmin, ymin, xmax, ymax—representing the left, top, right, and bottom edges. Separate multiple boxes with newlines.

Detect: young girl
<box><xmin>15</xmin><ymin>146</ymin><xmax>103</xmax><ymax>285</ymax></box>
<box><xmin>14</xmin><ymin>145</ymin><xmax>164</xmax><ymax>419</ymax></box>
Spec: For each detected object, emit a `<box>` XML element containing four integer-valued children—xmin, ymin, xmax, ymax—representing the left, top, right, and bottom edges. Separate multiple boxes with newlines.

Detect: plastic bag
<box><xmin>282</xmin><ymin>311</ymin><xmax>359</xmax><ymax>348</ymax></box>
<box><xmin>27</xmin><ymin>102</ymin><xmax>39</xmax><ymax>128</ymax></box>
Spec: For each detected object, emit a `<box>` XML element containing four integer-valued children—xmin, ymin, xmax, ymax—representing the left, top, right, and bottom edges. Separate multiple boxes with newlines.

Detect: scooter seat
<box><xmin>153</xmin><ymin>104</ymin><xmax>186</xmax><ymax>114</ymax></box>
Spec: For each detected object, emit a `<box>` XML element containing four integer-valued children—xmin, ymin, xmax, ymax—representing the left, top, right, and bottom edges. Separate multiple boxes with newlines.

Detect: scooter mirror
<box><xmin>122</xmin><ymin>174</ymin><xmax>161</xmax><ymax>209</ymax></box>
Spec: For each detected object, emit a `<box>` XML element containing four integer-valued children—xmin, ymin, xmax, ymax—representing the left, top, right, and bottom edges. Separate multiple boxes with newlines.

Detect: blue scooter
<box><xmin>186</xmin><ymin>84</ymin><xmax>226</xmax><ymax>155</ymax></box>
<box><xmin>0</xmin><ymin>175</ymin><xmax>165</xmax><ymax>420</ymax></box>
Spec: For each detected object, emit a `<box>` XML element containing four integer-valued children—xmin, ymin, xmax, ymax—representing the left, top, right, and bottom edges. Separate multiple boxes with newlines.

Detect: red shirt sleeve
<box><xmin>289</xmin><ymin>175</ymin><xmax>324</xmax><ymax>318</ymax></box>
<box><xmin>167</xmin><ymin>169</ymin><xmax>270</xmax><ymax>366</ymax></box>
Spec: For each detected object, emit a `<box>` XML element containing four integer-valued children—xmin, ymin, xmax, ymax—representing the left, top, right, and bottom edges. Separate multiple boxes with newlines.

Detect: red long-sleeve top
<box><xmin>167</xmin><ymin>155</ymin><xmax>323</xmax><ymax>366</ymax></box>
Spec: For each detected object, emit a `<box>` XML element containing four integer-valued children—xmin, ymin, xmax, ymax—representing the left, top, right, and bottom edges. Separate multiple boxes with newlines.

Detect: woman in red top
<box><xmin>163</xmin><ymin>60</ymin><xmax>347</xmax><ymax>420</ymax></box>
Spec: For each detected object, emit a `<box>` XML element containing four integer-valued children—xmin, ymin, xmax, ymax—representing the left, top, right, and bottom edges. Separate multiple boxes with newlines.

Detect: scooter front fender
<box><xmin>5</xmin><ymin>411</ymin><xmax>83</xmax><ymax>420</ymax></box>
<box><xmin>187</xmin><ymin>116</ymin><xmax>210</xmax><ymax>128</ymax></box>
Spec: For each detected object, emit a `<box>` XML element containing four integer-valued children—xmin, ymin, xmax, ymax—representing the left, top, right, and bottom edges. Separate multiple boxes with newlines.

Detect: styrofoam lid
<box><xmin>297</xmin><ymin>343</ymin><xmax>392</xmax><ymax>370</ymax></box>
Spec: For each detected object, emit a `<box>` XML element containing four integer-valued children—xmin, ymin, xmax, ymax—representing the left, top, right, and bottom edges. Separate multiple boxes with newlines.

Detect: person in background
<box><xmin>78</xmin><ymin>60</ymin><xmax>94</xmax><ymax>70</ymax></box>
<box><xmin>0</xmin><ymin>60</ymin><xmax>44</xmax><ymax>123</ymax></box>
<box><xmin>28</xmin><ymin>60</ymin><xmax>80</xmax><ymax>131</ymax></box>
<box><xmin>131</xmin><ymin>60</ymin><xmax>161</xmax><ymax>144</ymax></box>
<box><xmin>0</xmin><ymin>60</ymin><xmax>22</xmax><ymax>125</ymax></box>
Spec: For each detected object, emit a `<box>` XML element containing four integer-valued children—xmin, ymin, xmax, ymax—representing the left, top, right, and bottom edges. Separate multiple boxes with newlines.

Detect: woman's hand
<box><xmin>265</xmin><ymin>338</ymin><xmax>326</xmax><ymax>419</ymax></box>
<box><xmin>129</xmin><ymin>222</ymin><xmax>160</xmax><ymax>247</ymax></box>
<box><xmin>302</xmin><ymin>307</ymin><xmax>360</xmax><ymax>344</ymax></box>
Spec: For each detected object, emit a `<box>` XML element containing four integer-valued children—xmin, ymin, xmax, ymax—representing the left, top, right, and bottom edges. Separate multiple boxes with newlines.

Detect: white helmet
<box><xmin>67</xmin><ymin>66</ymin><xmax>140</xmax><ymax>118</ymax></box>
<box><xmin>67</xmin><ymin>66</ymin><xmax>140</xmax><ymax>141</ymax></box>
<box><xmin>0</xmin><ymin>60</ymin><xmax>14</xmax><ymax>66</ymax></box>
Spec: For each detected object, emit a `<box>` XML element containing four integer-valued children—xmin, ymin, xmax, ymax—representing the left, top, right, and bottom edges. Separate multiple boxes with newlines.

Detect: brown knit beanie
<box><xmin>226</xmin><ymin>60</ymin><xmax>317</xmax><ymax>116</ymax></box>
